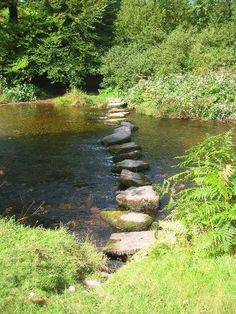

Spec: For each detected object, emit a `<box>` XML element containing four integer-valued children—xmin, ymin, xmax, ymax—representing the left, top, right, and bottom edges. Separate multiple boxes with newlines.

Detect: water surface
<box><xmin>0</xmin><ymin>104</ymin><xmax>233</xmax><ymax>245</ymax></box>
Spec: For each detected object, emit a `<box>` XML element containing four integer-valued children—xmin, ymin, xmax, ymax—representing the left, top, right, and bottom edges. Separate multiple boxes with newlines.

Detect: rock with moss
<box><xmin>119</xmin><ymin>169</ymin><xmax>150</xmax><ymax>187</ymax></box>
<box><xmin>109</xmin><ymin>142</ymin><xmax>141</xmax><ymax>155</ymax></box>
<box><xmin>100</xmin><ymin>210</ymin><xmax>153</xmax><ymax>231</ymax></box>
<box><xmin>112</xmin><ymin>159</ymin><xmax>149</xmax><ymax>173</ymax></box>
<box><xmin>116</xmin><ymin>185</ymin><xmax>159</xmax><ymax>212</ymax></box>
<box><xmin>104</xmin><ymin>230</ymin><xmax>156</xmax><ymax>257</ymax></box>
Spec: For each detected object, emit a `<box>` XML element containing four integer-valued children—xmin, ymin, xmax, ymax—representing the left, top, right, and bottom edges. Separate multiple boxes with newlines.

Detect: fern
<box><xmin>163</xmin><ymin>131</ymin><xmax>236</xmax><ymax>256</ymax></box>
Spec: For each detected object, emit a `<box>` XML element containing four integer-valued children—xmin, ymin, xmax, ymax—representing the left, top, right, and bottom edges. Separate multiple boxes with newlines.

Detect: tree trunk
<box><xmin>9</xmin><ymin>1</ymin><xmax>18</xmax><ymax>23</ymax></box>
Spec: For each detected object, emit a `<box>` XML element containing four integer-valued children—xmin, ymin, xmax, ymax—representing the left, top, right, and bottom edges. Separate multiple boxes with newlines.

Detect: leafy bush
<box><xmin>0</xmin><ymin>218</ymin><xmax>104</xmax><ymax>312</ymax></box>
<box><xmin>2</xmin><ymin>83</ymin><xmax>41</xmax><ymax>102</ymax></box>
<box><xmin>127</xmin><ymin>72</ymin><xmax>236</xmax><ymax>120</ymax></box>
<box><xmin>163</xmin><ymin>131</ymin><xmax>236</xmax><ymax>255</ymax></box>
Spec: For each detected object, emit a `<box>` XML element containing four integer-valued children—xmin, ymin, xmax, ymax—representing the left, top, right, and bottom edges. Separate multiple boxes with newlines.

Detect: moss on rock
<box><xmin>100</xmin><ymin>210</ymin><xmax>153</xmax><ymax>232</ymax></box>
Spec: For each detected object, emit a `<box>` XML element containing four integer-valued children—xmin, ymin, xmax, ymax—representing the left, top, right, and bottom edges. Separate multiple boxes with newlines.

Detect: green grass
<box><xmin>0</xmin><ymin>218</ymin><xmax>104</xmax><ymax>314</ymax></box>
<box><xmin>53</xmin><ymin>88</ymin><xmax>116</xmax><ymax>108</ymax></box>
<box><xmin>0</xmin><ymin>218</ymin><xmax>236</xmax><ymax>313</ymax></box>
<box><xmin>97</xmin><ymin>247</ymin><xmax>236</xmax><ymax>314</ymax></box>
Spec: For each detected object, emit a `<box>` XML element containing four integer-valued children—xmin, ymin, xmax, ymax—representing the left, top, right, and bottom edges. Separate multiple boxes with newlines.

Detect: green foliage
<box><xmin>0</xmin><ymin>218</ymin><xmax>104</xmax><ymax>313</ymax></box>
<box><xmin>127</xmin><ymin>72</ymin><xmax>236</xmax><ymax>120</ymax></box>
<box><xmin>0</xmin><ymin>0</ymin><xmax>117</xmax><ymax>87</ymax></box>
<box><xmin>2</xmin><ymin>82</ymin><xmax>41</xmax><ymax>102</ymax></box>
<box><xmin>163</xmin><ymin>131</ymin><xmax>236</xmax><ymax>255</ymax></box>
<box><xmin>101</xmin><ymin>1</ymin><xmax>236</xmax><ymax>95</ymax></box>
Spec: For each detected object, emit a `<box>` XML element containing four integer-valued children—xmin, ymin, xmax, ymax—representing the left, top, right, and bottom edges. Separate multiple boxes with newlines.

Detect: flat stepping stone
<box><xmin>100</xmin><ymin>210</ymin><xmax>153</xmax><ymax>231</ymax></box>
<box><xmin>104</xmin><ymin>118</ymin><xmax>127</xmax><ymax>125</ymax></box>
<box><xmin>108</xmin><ymin>112</ymin><xmax>130</xmax><ymax>119</ymax></box>
<box><xmin>113</xmin><ymin>126</ymin><xmax>132</xmax><ymax>134</ymax></box>
<box><xmin>120</xmin><ymin>121</ymin><xmax>138</xmax><ymax>131</ymax></box>
<box><xmin>102</xmin><ymin>130</ymin><xmax>131</xmax><ymax>146</ymax></box>
<box><xmin>113</xmin><ymin>150</ymin><xmax>142</xmax><ymax>163</ymax></box>
<box><xmin>109</xmin><ymin>142</ymin><xmax>141</xmax><ymax>155</ymax></box>
<box><xmin>119</xmin><ymin>169</ymin><xmax>150</xmax><ymax>187</ymax></box>
<box><xmin>116</xmin><ymin>185</ymin><xmax>159</xmax><ymax>212</ymax></box>
<box><xmin>104</xmin><ymin>230</ymin><xmax>156</xmax><ymax>257</ymax></box>
<box><xmin>107</xmin><ymin>99</ymin><xmax>127</xmax><ymax>109</ymax></box>
<box><xmin>112</xmin><ymin>159</ymin><xmax>149</xmax><ymax>173</ymax></box>
<box><xmin>109</xmin><ymin>108</ymin><xmax>130</xmax><ymax>113</ymax></box>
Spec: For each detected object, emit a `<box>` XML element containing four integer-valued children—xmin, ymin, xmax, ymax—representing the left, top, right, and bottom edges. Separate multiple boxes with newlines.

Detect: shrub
<box><xmin>163</xmin><ymin>131</ymin><xmax>236</xmax><ymax>255</ymax></box>
<box><xmin>2</xmin><ymin>83</ymin><xmax>41</xmax><ymax>102</ymax></box>
<box><xmin>126</xmin><ymin>72</ymin><xmax>236</xmax><ymax>120</ymax></box>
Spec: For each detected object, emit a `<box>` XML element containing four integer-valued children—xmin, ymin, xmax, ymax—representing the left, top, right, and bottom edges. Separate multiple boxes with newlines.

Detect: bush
<box><xmin>127</xmin><ymin>72</ymin><xmax>236</xmax><ymax>120</ymax></box>
<box><xmin>2</xmin><ymin>83</ymin><xmax>41</xmax><ymax>102</ymax></box>
<box><xmin>163</xmin><ymin>131</ymin><xmax>236</xmax><ymax>256</ymax></box>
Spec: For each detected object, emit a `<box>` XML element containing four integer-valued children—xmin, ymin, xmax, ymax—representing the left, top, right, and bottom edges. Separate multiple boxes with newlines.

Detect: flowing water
<box><xmin>0</xmin><ymin>104</ymin><xmax>233</xmax><ymax>246</ymax></box>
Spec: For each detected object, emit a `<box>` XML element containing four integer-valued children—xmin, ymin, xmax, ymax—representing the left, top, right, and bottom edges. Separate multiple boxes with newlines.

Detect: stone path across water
<box><xmin>101</xmin><ymin>98</ymin><xmax>159</xmax><ymax>257</ymax></box>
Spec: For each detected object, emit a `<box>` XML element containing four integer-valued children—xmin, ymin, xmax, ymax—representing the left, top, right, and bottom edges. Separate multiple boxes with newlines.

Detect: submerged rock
<box><xmin>104</xmin><ymin>230</ymin><xmax>156</xmax><ymax>257</ymax></box>
<box><xmin>100</xmin><ymin>210</ymin><xmax>153</xmax><ymax>231</ymax></box>
<box><xmin>109</xmin><ymin>142</ymin><xmax>141</xmax><ymax>155</ymax></box>
<box><xmin>112</xmin><ymin>159</ymin><xmax>149</xmax><ymax>173</ymax></box>
<box><xmin>119</xmin><ymin>169</ymin><xmax>150</xmax><ymax>187</ymax></box>
<box><xmin>113</xmin><ymin>150</ymin><xmax>142</xmax><ymax>163</ymax></box>
<box><xmin>116</xmin><ymin>185</ymin><xmax>159</xmax><ymax>212</ymax></box>
<box><xmin>102</xmin><ymin>129</ymin><xmax>131</xmax><ymax>146</ymax></box>
<box><xmin>107</xmin><ymin>98</ymin><xmax>127</xmax><ymax>108</ymax></box>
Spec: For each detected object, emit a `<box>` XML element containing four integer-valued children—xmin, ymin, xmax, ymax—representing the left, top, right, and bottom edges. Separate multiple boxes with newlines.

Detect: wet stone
<box><xmin>108</xmin><ymin>112</ymin><xmax>130</xmax><ymax>119</ymax></box>
<box><xmin>112</xmin><ymin>159</ymin><xmax>149</xmax><ymax>173</ymax></box>
<box><xmin>104</xmin><ymin>230</ymin><xmax>156</xmax><ymax>257</ymax></box>
<box><xmin>100</xmin><ymin>210</ymin><xmax>153</xmax><ymax>232</ymax></box>
<box><xmin>108</xmin><ymin>142</ymin><xmax>141</xmax><ymax>155</ymax></box>
<box><xmin>119</xmin><ymin>169</ymin><xmax>150</xmax><ymax>187</ymax></box>
<box><xmin>116</xmin><ymin>185</ymin><xmax>159</xmax><ymax>212</ymax></box>
<box><xmin>102</xmin><ymin>129</ymin><xmax>131</xmax><ymax>146</ymax></box>
<box><xmin>120</xmin><ymin>121</ymin><xmax>138</xmax><ymax>131</ymax></box>
<box><xmin>113</xmin><ymin>150</ymin><xmax>142</xmax><ymax>163</ymax></box>
<box><xmin>107</xmin><ymin>99</ymin><xmax>127</xmax><ymax>109</ymax></box>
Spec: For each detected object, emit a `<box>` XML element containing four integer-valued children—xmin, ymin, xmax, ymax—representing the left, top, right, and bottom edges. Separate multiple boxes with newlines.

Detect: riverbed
<box><xmin>0</xmin><ymin>104</ymin><xmax>232</xmax><ymax>246</ymax></box>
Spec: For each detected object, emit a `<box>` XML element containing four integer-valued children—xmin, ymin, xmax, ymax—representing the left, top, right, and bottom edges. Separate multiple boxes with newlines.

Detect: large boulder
<box><xmin>116</xmin><ymin>185</ymin><xmax>159</xmax><ymax>212</ymax></box>
<box><xmin>104</xmin><ymin>230</ymin><xmax>156</xmax><ymax>257</ymax></box>
<box><xmin>113</xmin><ymin>150</ymin><xmax>142</xmax><ymax>163</ymax></box>
<box><xmin>102</xmin><ymin>129</ymin><xmax>131</xmax><ymax>146</ymax></box>
<box><xmin>108</xmin><ymin>142</ymin><xmax>141</xmax><ymax>155</ymax></box>
<box><xmin>100</xmin><ymin>210</ymin><xmax>153</xmax><ymax>232</ymax></box>
<box><xmin>119</xmin><ymin>169</ymin><xmax>150</xmax><ymax>187</ymax></box>
<box><xmin>112</xmin><ymin>159</ymin><xmax>149</xmax><ymax>173</ymax></box>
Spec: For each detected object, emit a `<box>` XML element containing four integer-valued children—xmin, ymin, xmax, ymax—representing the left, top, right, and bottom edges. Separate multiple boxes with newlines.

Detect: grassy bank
<box><xmin>0</xmin><ymin>218</ymin><xmax>105</xmax><ymax>314</ymax></box>
<box><xmin>125</xmin><ymin>72</ymin><xmax>236</xmax><ymax>121</ymax></box>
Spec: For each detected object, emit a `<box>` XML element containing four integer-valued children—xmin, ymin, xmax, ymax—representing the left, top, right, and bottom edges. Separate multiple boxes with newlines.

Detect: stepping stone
<box><xmin>104</xmin><ymin>118</ymin><xmax>127</xmax><ymax>125</ymax></box>
<box><xmin>120</xmin><ymin>121</ymin><xmax>138</xmax><ymax>131</ymax></box>
<box><xmin>100</xmin><ymin>210</ymin><xmax>153</xmax><ymax>232</ymax></box>
<box><xmin>109</xmin><ymin>142</ymin><xmax>141</xmax><ymax>155</ymax></box>
<box><xmin>112</xmin><ymin>159</ymin><xmax>149</xmax><ymax>173</ymax></box>
<box><xmin>116</xmin><ymin>185</ymin><xmax>159</xmax><ymax>212</ymax></box>
<box><xmin>104</xmin><ymin>230</ymin><xmax>156</xmax><ymax>257</ymax></box>
<box><xmin>113</xmin><ymin>126</ymin><xmax>132</xmax><ymax>134</ymax></box>
<box><xmin>109</xmin><ymin>108</ymin><xmax>130</xmax><ymax>113</ymax></box>
<box><xmin>107</xmin><ymin>99</ymin><xmax>127</xmax><ymax>109</ymax></box>
<box><xmin>119</xmin><ymin>169</ymin><xmax>150</xmax><ymax>187</ymax></box>
<box><xmin>108</xmin><ymin>112</ymin><xmax>129</xmax><ymax>119</ymax></box>
<box><xmin>102</xmin><ymin>130</ymin><xmax>131</xmax><ymax>146</ymax></box>
<box><xmin>113</xmin><ymin>150</ymin><xmax>142</xmax><ymax>163</ymax></box>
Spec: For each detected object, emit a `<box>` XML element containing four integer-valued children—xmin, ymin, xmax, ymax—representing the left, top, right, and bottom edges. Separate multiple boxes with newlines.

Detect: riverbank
<box><xmin>2</xmin><ymin>218</ymin><xmax>235</xmax><ymax>314</ymax></box>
